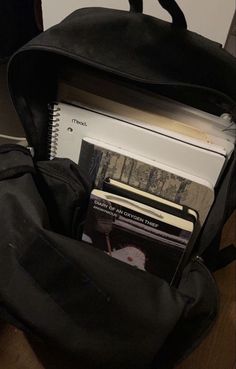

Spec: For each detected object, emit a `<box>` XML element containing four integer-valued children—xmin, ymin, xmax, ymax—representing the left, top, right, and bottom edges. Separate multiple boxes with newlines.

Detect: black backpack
<box><xmin>0</xmin><ymin>1</ymin><xmax>235</xmax><ymax>368</ymax></box>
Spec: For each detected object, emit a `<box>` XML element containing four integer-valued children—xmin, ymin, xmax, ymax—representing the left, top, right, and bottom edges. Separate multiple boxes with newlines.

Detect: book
<box><xmin>103</xmin><ymin>178</ymin><xmax>198</xmax><ymax>222</ymax></box>
<box><xmin>82</xmin><ymin>189</ymin><xmax>196</xmax><ymax>284</ymax></box>
<box><xmin>79</xmin><ymin>137</ymin><xmax>214</xmax><ymax>225</ymax></box>
<box><xmin>48</xmin><ymin>102</ymin><xmax>226</xmax><ymax>187</ymax></box>
<box><xmin>58</xmin><ymin>82</ymin><xmax>235</xmax><ymax>159</ymax></box>
<box><xmin>58</xmin><ymin>64</ymin><xmax>236</xmax><ymax>143</ymax></box>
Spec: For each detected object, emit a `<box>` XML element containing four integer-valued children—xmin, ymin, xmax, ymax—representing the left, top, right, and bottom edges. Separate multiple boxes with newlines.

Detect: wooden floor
<box><xmin>177</xmin><ymin>211</ymin><xmax>236</xmax><ymax>369</ymax></box>
<box><xmin>0</xmin><ymin>62</ymin><xmax>235</xmax><ymax>369</ymax></box>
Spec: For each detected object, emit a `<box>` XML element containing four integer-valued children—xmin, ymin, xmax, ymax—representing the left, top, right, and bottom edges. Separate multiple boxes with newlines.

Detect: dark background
<box><xmin>0</xmin><ymin>0</ymin><xmax>42</xmax><ymax>61</ymax></box>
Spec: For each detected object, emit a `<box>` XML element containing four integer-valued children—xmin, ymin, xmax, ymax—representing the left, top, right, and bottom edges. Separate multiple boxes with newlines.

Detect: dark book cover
<box><xmin>82</xmin><ymin>190</ymin><xmax>194</xmax><ymax>283</ymax></box>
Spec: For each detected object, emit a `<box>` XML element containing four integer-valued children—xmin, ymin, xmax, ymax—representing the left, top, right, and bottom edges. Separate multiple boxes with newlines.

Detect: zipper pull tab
<box><xmin>27</xmin><ymin>146</ymin><xmax>35</xmax><ymax>157</ymax></box>
<box><xmin>193</xmin><ymin>255</ymin><xmax>205</xmax><ymax>263</ymax></box>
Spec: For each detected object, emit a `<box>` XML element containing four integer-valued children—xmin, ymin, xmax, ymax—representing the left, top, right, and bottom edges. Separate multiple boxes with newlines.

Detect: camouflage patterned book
<box><xmin>79</xmin><ymin>137</ymin><xmax>214</xmax><ymax>225</ymax></box>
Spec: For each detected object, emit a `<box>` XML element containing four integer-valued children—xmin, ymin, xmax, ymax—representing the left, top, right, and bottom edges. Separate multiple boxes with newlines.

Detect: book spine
<box><xmin>103</xmin><ymin>179</ymin><xmax>195</xmax><ymax>224</ymax></box>
<box><xmin>78</xmin><ymin>140</ymin><xmax>101</xmax><ymax>184</ymax></box>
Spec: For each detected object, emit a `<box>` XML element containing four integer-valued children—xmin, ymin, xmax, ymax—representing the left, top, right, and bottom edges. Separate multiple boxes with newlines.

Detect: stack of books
<box><xmin>48</xmin><ymin>67</ymin><xmax>235</xmax><ymax>284</ymax></box>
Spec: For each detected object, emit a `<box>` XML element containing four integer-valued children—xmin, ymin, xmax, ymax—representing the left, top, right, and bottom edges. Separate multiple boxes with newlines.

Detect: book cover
<box><xmin>79</xmin><ymin>138</ymin><xmax>214</xmax><ymax>225</ymax></box>
<box><xmin>82</xmin><ymin>190</ymin><xmax>195</xmax><ymax>283</ymax></box>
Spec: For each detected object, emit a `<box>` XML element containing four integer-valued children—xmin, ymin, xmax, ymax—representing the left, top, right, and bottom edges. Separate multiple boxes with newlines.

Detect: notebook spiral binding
<box><xmin>48</xmin><ymin>103</ymin><xmax>61</xmax><ymax>160</ymax></box>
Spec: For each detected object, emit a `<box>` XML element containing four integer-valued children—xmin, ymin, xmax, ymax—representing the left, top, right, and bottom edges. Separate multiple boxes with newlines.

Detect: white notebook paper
<box><xmin>48</xmin><ymin>102</ymin><xmax>226</xmax><ymax>187</ymax></box>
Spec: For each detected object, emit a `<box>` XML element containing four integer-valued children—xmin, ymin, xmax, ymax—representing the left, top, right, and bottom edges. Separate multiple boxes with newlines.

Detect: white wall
<box><xmin>42</xmin><ymin>0</ymin><xmax>235</xmax><ymax>45</ymax></box>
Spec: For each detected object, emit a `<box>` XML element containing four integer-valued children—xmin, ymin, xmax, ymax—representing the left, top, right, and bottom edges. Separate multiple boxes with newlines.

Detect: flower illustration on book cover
<box><xmin>111</xmin><ymin>245</ymin><xmax>146</xmax><ymax>271</ymax></box>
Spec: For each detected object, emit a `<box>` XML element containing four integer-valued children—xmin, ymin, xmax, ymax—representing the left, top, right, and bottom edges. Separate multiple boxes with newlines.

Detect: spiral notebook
<box><xmin>48</xmin><ymin>101</ymin><xmax>226</xmax><ymax>187</ymax></box>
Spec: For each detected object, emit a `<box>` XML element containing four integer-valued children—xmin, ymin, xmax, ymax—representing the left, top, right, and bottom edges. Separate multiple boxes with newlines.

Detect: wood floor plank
<box><xmin>0</xmin><ymin>324</ymin><xmax>44</xmax><ymax>369</ymax></box>
<box><xmin>177</xmin><ymin>211</ymin><xmax>236</xmax><ymax>369</ymax></box>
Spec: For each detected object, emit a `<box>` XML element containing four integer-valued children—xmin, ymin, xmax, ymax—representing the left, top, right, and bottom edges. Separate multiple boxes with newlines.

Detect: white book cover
<box><xmin>49</xmin><ymin>102</ymin><xmax>226</xmax><ymax>187</ymax></box>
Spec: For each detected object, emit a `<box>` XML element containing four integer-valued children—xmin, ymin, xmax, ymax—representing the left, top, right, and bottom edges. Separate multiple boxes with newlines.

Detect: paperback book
<box><xmin>82</xmin><ymin>189</ymin><xmax>196</xmax><ymax>283</ymax></box>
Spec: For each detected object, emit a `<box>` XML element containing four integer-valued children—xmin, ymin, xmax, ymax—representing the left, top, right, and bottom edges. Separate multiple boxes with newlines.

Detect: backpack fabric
<box><xmin>0</xmin><ymin>1</ymin><xmax>235</xmax><ymax>368</ymax></box>
<box><xmin>0</xmin><ymin>145</ymin><xmax>218</xmax><ymax>369</ymax></box>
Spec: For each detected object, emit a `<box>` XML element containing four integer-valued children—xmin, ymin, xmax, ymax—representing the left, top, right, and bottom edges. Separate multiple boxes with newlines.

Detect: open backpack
<box><xmin>0</xmin><ymin>1</ymin><xmax>235</xmax><ymax>368</ymax></box>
